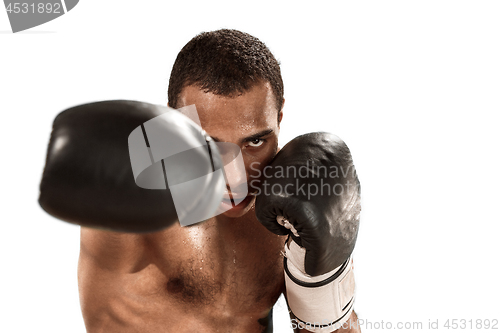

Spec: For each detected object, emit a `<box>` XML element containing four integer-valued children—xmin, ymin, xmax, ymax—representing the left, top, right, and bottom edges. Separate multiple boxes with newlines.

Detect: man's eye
<box><xmin>247</xmin><ymin>138</ymin><xmax>264</xmax><ymax>147</ymax></box>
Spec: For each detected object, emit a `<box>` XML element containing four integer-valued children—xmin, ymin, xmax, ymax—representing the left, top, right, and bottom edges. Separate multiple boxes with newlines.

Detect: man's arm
<box><xmin>255</xmin><ymin>133</ymin><xmax>362</xmax><ymax>333</ymax></box>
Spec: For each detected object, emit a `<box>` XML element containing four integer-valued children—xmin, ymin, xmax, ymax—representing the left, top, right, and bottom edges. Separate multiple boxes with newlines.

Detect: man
<box><xmin>39</xmin><ymin>29</ymin><xmax>361</xmax><ymax>332</ymax></box>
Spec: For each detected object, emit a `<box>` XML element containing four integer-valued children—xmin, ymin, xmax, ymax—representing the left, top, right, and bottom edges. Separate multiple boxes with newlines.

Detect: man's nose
<box><xmin>216</xmin><ymin>142</ymin><xmax>248</xmax><ymax>196</ymax></box>
<box><xmin>224</xmin><ymin>157</ymin><xmax>247</xmax><ymax>191</ymax></box>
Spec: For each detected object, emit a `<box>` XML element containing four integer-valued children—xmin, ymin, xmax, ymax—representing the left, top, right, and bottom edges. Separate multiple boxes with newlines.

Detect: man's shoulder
<box><xmin>80</xmin><ymin>227</ymin><xmax>150</xmax><ymax>272</ymax></box>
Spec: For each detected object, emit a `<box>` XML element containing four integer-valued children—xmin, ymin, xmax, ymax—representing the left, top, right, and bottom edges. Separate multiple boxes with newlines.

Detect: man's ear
<box><xmin>278</xmin><ymin>98</ymin><xmax>285</xmax><ymax>125</ymax></box>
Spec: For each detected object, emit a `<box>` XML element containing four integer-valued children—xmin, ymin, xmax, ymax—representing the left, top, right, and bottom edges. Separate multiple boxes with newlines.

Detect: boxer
<box><xmin>39</xmin><ymin>29</ymin><xmax>361</xmax><ymax>332</ymax></box>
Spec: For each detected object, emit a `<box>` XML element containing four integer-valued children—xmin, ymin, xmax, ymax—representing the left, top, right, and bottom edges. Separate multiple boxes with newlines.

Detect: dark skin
<box><xmin>78</xmin><ymin>81</ymin><xmax>360</xmax><ymax>332</ymax></box>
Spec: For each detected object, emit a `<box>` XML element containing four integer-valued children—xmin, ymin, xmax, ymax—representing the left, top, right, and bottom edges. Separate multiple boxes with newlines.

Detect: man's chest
<box><xmin>140</xmin><ymin>213</ymin><xmax>287</xmax><ymax>314</ymax></box>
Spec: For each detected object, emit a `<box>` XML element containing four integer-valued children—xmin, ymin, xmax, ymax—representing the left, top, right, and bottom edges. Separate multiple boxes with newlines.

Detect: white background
<box><xmin>1</xmin><ymin>1</ymin><xmax>499</xmax><ymax>332</ymax></box>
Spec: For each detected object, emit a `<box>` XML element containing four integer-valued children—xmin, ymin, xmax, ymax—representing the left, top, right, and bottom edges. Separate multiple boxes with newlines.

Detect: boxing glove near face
<box><xmin>255</xmin><ymin>132</ymin><xmax>361</xmax><ymax>276</ymax></box>
<box><xmin>39</xmin><ymin>100</ymin><xmax>225</xmax><ymax>233</ymax></box>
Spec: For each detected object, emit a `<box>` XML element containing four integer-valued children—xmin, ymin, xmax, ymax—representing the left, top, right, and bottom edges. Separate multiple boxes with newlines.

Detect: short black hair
<box><xmin>168</xmin><ymin>29</ymin><xmax>284</xmax><ymax>115</ymax></box>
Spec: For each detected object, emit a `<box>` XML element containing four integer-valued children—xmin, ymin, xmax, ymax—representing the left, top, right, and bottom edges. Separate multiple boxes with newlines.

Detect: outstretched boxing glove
<box><xmin>39</xmin><ymin>100</ymin><xmax>226</xmax><ymax>232</ymax></box>
<box><xmin>255</xmin><ymin>132</ymin><xmax>361</xmax><ymax>331</ymax></box>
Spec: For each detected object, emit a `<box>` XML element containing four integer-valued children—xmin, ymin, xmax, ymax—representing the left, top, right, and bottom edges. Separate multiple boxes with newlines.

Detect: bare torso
<box><xmin>78</xmin><ymin>205</ymin><xmax>287</xmax><ymax>333</ymax></box>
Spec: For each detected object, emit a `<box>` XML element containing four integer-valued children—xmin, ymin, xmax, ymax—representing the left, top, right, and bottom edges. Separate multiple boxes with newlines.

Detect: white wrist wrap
<box><xmin>284</xmin><ymin>241</ymin><xmax>356</xmax><ymax>332</ymax></box>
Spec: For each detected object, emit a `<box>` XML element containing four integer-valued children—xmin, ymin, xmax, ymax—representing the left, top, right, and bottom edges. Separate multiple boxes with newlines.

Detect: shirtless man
<box><xmin>39</xmin><ymin>29</ymin><xmax>361</xmax><ymax>333</ymax></box>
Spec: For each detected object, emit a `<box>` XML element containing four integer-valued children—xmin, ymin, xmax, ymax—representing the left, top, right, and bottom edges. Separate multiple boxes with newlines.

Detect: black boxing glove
<box><xmin>255</xmin><ymin>132</ymin><xmax>361</xmax><ymax>330</ymax></box>
<box><xmin>39</xmin><ymin>100</ymin><xmax>225</xmax><ymax>233</ymax></box>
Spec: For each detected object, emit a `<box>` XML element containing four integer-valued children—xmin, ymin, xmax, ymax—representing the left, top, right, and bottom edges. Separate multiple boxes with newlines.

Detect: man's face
<box><xmin>176</xmin><ymin>81</ymin><xmax>282</xmax><ymax>218</ymax></box>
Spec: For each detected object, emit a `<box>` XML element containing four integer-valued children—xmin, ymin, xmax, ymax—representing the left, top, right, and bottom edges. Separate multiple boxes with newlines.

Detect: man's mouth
<box><xmin>223</xmin><ymin>192</ymin><xmax>245</xmax><ymax>202</ymax></box>
<box><xmin>219</xmin><ymin>191</ymin><xmax>256</xmax><ymax>212</ymax></box>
